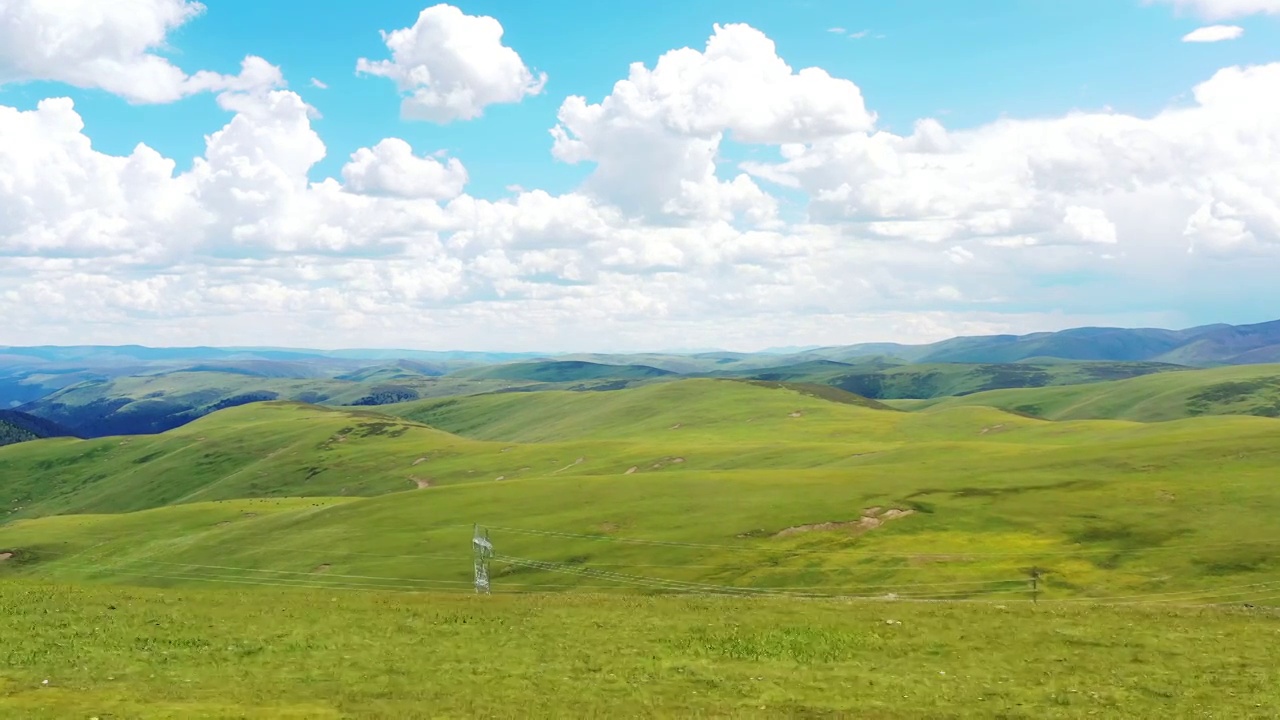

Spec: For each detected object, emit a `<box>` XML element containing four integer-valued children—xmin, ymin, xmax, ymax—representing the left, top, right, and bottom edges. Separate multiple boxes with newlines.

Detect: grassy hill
<box><xmin>3</xmin><ymin>379</ymin><xmax>1280</xmax><ymax>610</ymax></box>
<box><xmin>449</xmin><ymin>359</ymin><xmax>675</xmax><ymax>384</ymax></box>
<box><xmin>744</xmin><ymin>361</ymin><xmax>1185</xmax><ymax>399</ymax></box>
<box><xmin>893</xmin><ymin>364</ymin><xmax>1280</xmax><ymax>421</ymax></box>
<box><xmin>14</xmin><ymin>370</ymin><xmax>634</xmax><ymax>438</ymax></box>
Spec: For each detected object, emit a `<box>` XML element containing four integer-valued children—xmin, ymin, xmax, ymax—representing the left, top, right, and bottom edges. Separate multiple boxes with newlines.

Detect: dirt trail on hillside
<box><xmin>774</xmin><ymin>507</ymin><xmax>914</xmax><ymax>537</ymax></box>
<box><xmin>410</xmin><ymin>477</ymin><xmax>432</xmax><ymax>489</ymax></box>
<box><xmin>0</xmin><ymin>552</ymin><xmax>12</xmax><ymax>562</ymax></box>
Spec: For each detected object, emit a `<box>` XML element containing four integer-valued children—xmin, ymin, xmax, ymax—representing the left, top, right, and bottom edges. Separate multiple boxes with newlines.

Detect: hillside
<box><xmin>0</xmin><ymin>410</ymin><xmax>72</xmax><ymax>447</ymax></box>
<box><xmin>895</xmin><ymin>364</ymin><xmax>1280</xmax><ymax>421</ymax></box>
<box><xmin>450</xmin><ymin>359</ymin><xmax>675</xmax><ymax>384</ymax></box>
<box><xmin>15</xmin><ymin>371</ymin><xmax>564</xmax><ymax>438</ymax></box>
<box><xmin>4</xmin><ymin>378</ymin><xmax>1280</xmax><ymax>609</ymax></box>
<box><xmin>743</xmin><ymin>360</ymin><xmax>1184</xmax><ymax>399</ymax></box>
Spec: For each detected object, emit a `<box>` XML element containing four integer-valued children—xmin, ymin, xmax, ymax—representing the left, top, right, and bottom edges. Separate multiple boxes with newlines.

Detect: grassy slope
<box><xmin>449</xmin><ymin>359</ymin><xmax>674</xmax><ymax>382</ymax></box>
<box><xmin>0</xmin><ymin>402</ymin><xmax>629</xmax><ymax>520</ymax></box>
<box><xmin>4</xmin><ymin>380</ymin><xmax>1280</xmax><ymax>605</ymax></box>
<box><xmin>893</xmin><ymin>363</ymin><xmax>1280</xmax><ymax>421</ymax></box>
<box><xmin>2</xmin><ymin>581</ymin><xmax>1278</xmax><ymax>719</ymax></box>
<box><xmin>17</xmin><ymin>370</ymin><xmax>623</xmax><ymax>438</ymax></box>
<box><xmin>820</xmin><ymin>361</ymin><xmax>1185</xmax><ymax>400</ymax></box>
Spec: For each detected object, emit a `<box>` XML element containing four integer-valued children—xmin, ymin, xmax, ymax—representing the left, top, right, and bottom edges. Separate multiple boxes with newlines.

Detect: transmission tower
<box><xmin>472</xmin><ymin>524</ymin><xmax>493</xmax><ymax>595</ymax></box>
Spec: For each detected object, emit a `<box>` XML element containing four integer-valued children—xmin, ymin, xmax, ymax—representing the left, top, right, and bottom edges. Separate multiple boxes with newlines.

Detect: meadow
<box><xmin>2</xmin><ymin>581</ymin><xmax>1278</xmax><ymax>718</ymax></box>
<box><xmin>4</xmin><ymin>379</ymin><xmax>1280</xmax><ymax>605</ymax></box>
<box><xmin>4</xmin><ymin>375</ymin><xmax>1280</xmax><ymax>716</ymax></box>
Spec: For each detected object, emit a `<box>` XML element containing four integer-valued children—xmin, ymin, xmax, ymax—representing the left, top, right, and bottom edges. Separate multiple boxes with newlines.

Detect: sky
<box><xmin>1</xmin><ymin>0</ymin><xmax>1279</xmax><ymax>352</ymax></box>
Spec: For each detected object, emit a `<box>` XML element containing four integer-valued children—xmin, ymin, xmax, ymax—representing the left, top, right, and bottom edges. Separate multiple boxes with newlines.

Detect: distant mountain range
<box><xmin>3</xmin><ymin>318</ymin><xmax>1279</xmax><ymax>440</ymax></box>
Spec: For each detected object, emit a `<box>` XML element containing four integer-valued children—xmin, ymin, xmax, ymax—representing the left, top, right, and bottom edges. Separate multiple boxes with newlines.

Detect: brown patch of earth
<box><xmin>313</xmin><ymin>564</ymin><xmax>331</xmax><ymax>573</ymax></box>
<box><xmin>412</xmin><ymin>457</ymin><xmax>428</xmax><ymax>466</ymax></box>
<box><xmin>0</xmin><ymin>552</ymin><xmax>13</xmax><ymax>562</ymax></box>
<box><xmin>495</xmin><ymin>475</ymin><xmax>506</xmax><ymax>481</ymax></box>
<box><xmin>670</xmin><ymin>423</ymin><xmax>683</xmax><ymax>430</ymax></box>
<box><xmin>788</xmin><ymin>411</ymin><xmax>803</xmax><ymax>418</ymax></box>
<box><xmin>979</xmin><ymin>424</ymin><xmax>1007</xmax><ymax>435</ymax></box>
<box><xmin>411</xmin><ymin>477</ymin><xmax>433</xmax><ymax>489</ymax></box>
<box><xmin>624</xmin><ymin>466</ymin><xmax>638</xmax><ymax>475</ymax></box>
<box><xmin>598</xmin><ymin>522</ymin><xmax>620</xmax><ymax>533</ymax></box>
<box><xmin>774</xmin><ymin>507</ymin><xmax>915</xmax><ymax>538</ymax></box>
<box><xmin>551</xmin><ymin>457</ymin><xmax>585</xmax><ymax>474</ymax></box>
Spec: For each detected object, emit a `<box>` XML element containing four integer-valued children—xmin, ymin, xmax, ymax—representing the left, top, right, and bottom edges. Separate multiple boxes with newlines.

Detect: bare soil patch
<box><xmin>774</xmin><ymin>507</ymin><xmax>915</xmax><ymax>538</ymax></box>
<box><xmin>551</xmin><ymin>457</ymin><xmax>586</xmax><ymax>474</ymax></box>
<box><xmin>410</xmin><ymin>477</ymin><xmax>432</xmax><ymax>489</ymax></box>
<box><xmin>624</xmin><ymin>466</ymin><xmax>638</xmax><ymax>475</ymax></box>
<box><xmin>412</xmin><ymin>457</ymin><xmax>428</xmax><ymax>466</ymax></box>
<box><xmin>313</xmin><ymin>564</ymin><xmax>330</xmax><ymax>573</ymax></box>
<box><xmin>0</xmin><ymin>552</ymin><xmax>12</xmax><ymax>562</ymax></box>
<box><xmin>789</xmin><ymin>411</ymin><xmax>803</xmax><ymax>418</ymax></box>
<box><xmin>670</xmin><ymin>423</ymin><xmax>683</xmax><ymax>430</ymax></box>
<box><xmin>979</xmin><ymin>424</ymin><xmax>1008</xmax><ymax>435</ymax></box>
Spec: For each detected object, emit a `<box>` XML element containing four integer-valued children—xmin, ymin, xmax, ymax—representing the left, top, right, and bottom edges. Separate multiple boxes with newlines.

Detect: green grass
<box><xmin>822</xmin><ymin>361</ymin><xmax>1186</xmax><ymax>400</ymax></box>
<box><xmin>892</xmin><ymin>364</ymin><xmax>1280</xmax><ymax>421</ymax></box>
<box><xmin>4</xmin><ymin>379</ymin><xmax>1280</xmax><ymax>606</ymax></box>
<box><xmin>2</xmin><ymin>581</ymin><xmax>1279</xmax><ymax>718</ymax></box>
<box><xmin>448</xmin><ymin>359</ymin><xmax>675</xmax><ymax>383</ymax></box>
<box><xmin>6</xmin><ymin>376</ymin><xmax>1280</xmax><ymax>715</ymax></box>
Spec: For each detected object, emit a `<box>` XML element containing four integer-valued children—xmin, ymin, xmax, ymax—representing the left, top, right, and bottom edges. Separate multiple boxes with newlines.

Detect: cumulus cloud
<box><xmin>1182</xmin><ymin>24</ymin><xmax>1246</xmax><ymax>41</ymax></box>
<box><xmin>356</xmin><ymin>4</ymin><xmax>546</xmax><ymax>123</ymax></box>
<box><xmin>1148</xmin><ymin>0</ymin><xmax>1280</xmax><ymax>19</ymax></box>
<box><xmin>2</xmin><ymin>21</ymin><xmax>1279</xmax><ymax>350</ymax></box>
<box><xmin>0</xmin><ymin>0</ymin><xmax>282</xmax><ymax>103</ymax></box>
<box><xmin>551</xmin><ymin>23</ymin><xmax>872</xmax><ymax>222</ymax></box>
<box><xmin>342</xmin><ymin>138</ymin><xmax>469</xmax><ymax>200</ymax></box>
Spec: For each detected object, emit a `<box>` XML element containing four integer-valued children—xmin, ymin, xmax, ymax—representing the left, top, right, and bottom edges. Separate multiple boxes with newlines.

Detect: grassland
<box><xmin>892</xmin><ymin>363</ymin><xmax>1280</xmax><ymax>421</ymax></box>
<box><xmin>3</xmin><ymin>379</ymin><xmax>1280</xmax><ymax>607</ymax></box>
<box><xmin>3</xmin><ymin>581</ymin><xmax>1279</xmax><ymax>719</ymax></box>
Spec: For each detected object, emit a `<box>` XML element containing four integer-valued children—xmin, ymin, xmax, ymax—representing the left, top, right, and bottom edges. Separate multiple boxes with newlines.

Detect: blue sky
<box><xmin>4</xmin><ymin>0</ymin><xmax>1276</xmax><ymax>197</ymax></box>
<box><xmin>0</xmin><ymin>0</ymin><xmax>1278</xmax><ymax>350</ymax></box>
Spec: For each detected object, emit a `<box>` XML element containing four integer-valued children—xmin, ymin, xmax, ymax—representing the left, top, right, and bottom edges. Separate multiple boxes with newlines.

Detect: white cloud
<box><xmin>0</xmin><ymin>0</ymin><xmax>281</xmax><ymax>103</ymax></box>
<box><xmin>356</xmin><ymin>4</ymin><xmax>546</xmax><ymax>123</ymax></box>
<box><xmin>827</xmin><ymin>27</ymin><xmax>847</xmax><ymax>33</ymax></box>
<box><xmin>2</xmin><ymin>22</ymin><xmax>1280</xmax><ymax>351</ymax></box>
<box><xmin>1149</xmin><ymin>0</ymin><xmax>1280</xmax><ymax>19</ymax></box>
<box><xmin>342</xmin><ymin>138</ymin><xmax>469</xmax><ymax>200</ymax></box>
<box><xmin>849</xmin><ymin>30</ymin><xmax>871</xmax><ymax>39</ymax></box>
<box><xmin>1182</xmin><ymin>24</ymin><xmax>1246</xmax><ymax>41</ymax></box>
<box><xmin>310</xmin><ymin>78</ymin><xmax>329</xmax><ymax>89</ymax></box>
<box><xmin>550</xmin><ymin>23</ymin><xmax>873</xmax><ymax>222</ymax></box>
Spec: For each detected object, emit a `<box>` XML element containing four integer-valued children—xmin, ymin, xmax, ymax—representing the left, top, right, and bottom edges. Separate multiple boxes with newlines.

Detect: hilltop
<box><xmin>894</xmin><ymin>364</ymin><xmax>1280</xmax><ymax>421</ymax></box>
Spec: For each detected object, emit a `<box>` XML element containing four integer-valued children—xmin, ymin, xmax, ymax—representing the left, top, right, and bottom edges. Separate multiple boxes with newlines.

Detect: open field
<box><xmin>2</xmin><ymin>581</ymin><xmax>1279</xmax><ymax>718</ymax></box>
<box><xmin>3</xmin><ymin>380</ymin><xmax>1279</xmax><ymax>605</ymax></box>
<box><xmin>890</xmin><ymin>363</ymin><xmax>1280</xmax><ymax>421</ymax></box>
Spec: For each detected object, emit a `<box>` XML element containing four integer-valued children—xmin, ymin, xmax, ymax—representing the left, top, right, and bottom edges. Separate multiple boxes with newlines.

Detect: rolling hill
<box><xmin>448</xmin><ymin>359</ymin><xmax>675</xmax><ymax>384</ymax></box>
<box><xmin>892</xmin><ymin>364</ymin><xmax>1280</xmax><ymax>421</ymax></box>
<box><xmin>13</xmin><ymin>370</ymin><xmax>643</xmax><ymax>438</ymax></box>
<box><xmin>742</xmin><ymin>360</ymin><xmax>1185</xmax><ymax>399</ymax></box>
<box><xmin>4</xmin><ymin>378</ymin><xmax>1280</xmax><ymax>613</ymax></box>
